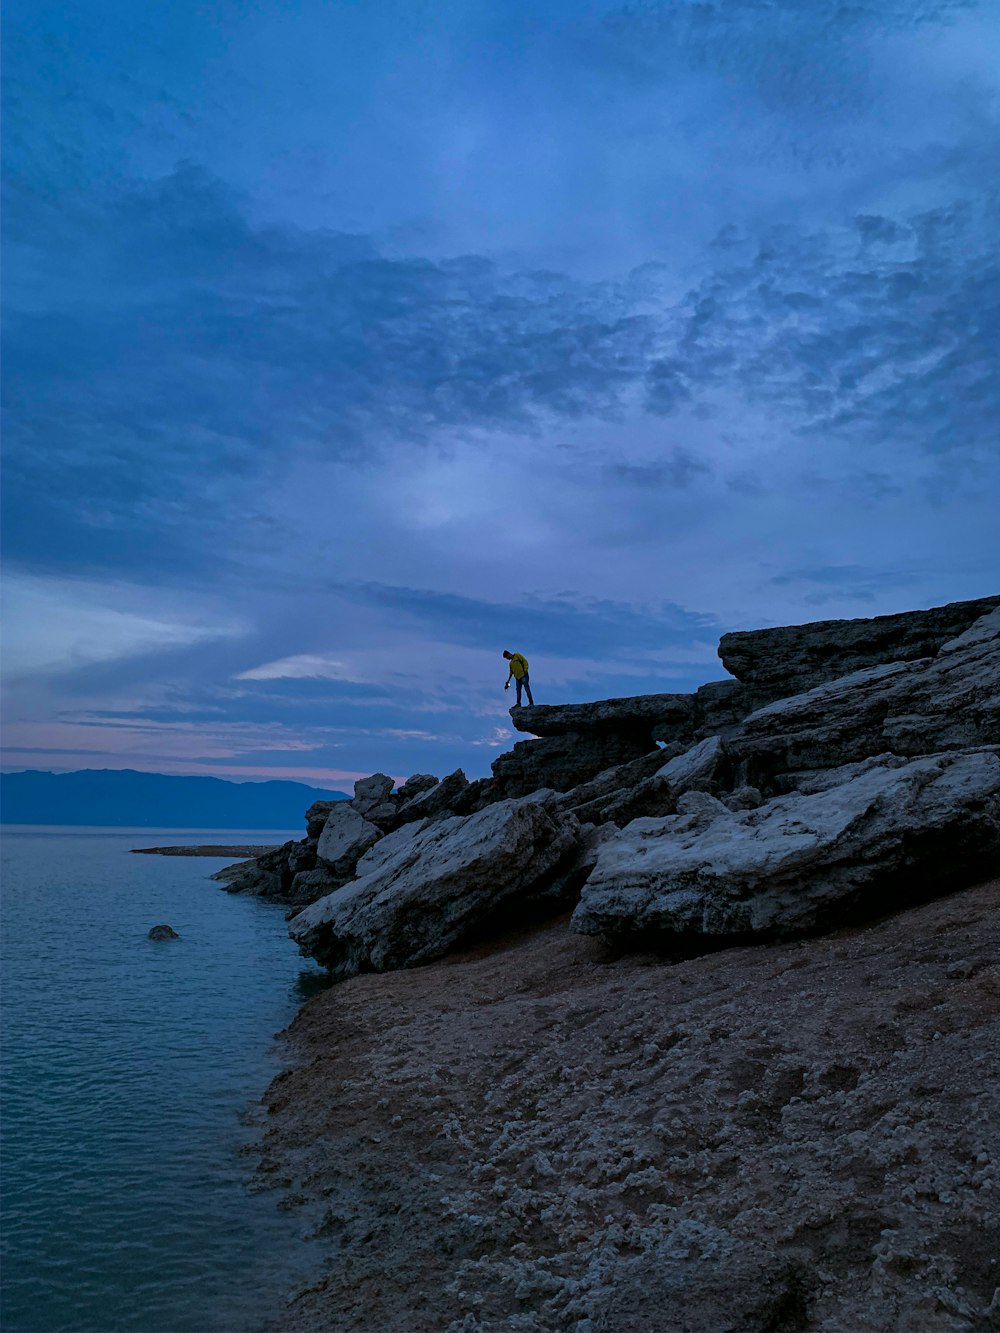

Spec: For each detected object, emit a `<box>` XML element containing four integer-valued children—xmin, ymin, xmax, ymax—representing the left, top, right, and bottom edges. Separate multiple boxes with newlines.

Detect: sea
<box><xmin>0</xmin><ymin>825</ymin><xmax>330</xmax><ymax>1333</ymax></box>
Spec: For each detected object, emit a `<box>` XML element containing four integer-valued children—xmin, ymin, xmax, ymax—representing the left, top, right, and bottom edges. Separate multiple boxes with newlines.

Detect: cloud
<box><xmin>235</xmin><ymin>654</ymin><xmax>354</xmax><ymax>682</ymax></box>
<box><xmin>0</xmin><ymin>572</ymin><xmax>245</xmax><ymax>676</ymax></box>
<box><xmin>3</xmin><ymin>0</ymin><xmax>998</xmax><ymax>781</ymax></box>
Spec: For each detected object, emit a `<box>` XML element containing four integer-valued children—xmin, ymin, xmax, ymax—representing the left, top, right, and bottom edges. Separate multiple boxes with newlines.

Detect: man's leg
<box><xmin>524</xmin><ymin>673</ymin><xmax>534</xmax><ymax>706</ymax></box>
<box><xmin>515</xmin><ymin>676</ymin><xmax>523</xmax><ymax>706</ymax></box>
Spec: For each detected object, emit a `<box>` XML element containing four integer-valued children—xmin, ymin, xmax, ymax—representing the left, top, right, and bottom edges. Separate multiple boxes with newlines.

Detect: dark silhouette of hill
<box><xmin>0</xmin><ymin>769</ymin><xmax>350</xmax><ymax>828</ymax></box>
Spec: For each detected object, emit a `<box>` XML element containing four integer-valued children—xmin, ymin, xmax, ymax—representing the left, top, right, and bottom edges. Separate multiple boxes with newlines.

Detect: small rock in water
<box><xmin>148</xmin><ymin>924</ymin><xmax>180</xmax><ymax>940</ymax></box>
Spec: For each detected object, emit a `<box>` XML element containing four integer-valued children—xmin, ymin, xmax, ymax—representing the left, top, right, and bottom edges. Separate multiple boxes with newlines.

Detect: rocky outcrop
<box><xmin>289</xmin><ymin>794</ymin><xmax>582</xmax><ymax>979</ymax></box>
<box><xmin>396</xmin><ymin>768</ymin><xmax>471</xmax><ymax>823</ymax></box>
<box><xmin>316</xmin><ymin>803</ymin><xmax>382</xmax><ymax>871</ymax></box>
<box><xmin>221</xmin><ymin>594</ymin><xmax>1000</xmax><ymax>964</ymax></box>
<box><xmin>511</xmin><ymin>678</ymin><xmax>750</xmax><ymax>745</ymax></box>
<box><xmin>572</xmin><ymin>750</ymin><xmax>1000</xmax><ymax>945</ymax></box>
<box><xmin>243</xmin><ymin>592</ymin><xmax>1000</xmax><ymax>1333</ymax></box>
<box><xmin>490</xmin><ymin>730</ymin><xmax>656</xmax><ymax>799</ymax></box>
<box><xmin>729</xmin><ymin>606</ymin><xmax>1000</xmax><ymax>787</ymax></box>
<box><xmin>718</xmin><ymin>593</ymin><xmax>999</xmax><ymax>706</ymax></box>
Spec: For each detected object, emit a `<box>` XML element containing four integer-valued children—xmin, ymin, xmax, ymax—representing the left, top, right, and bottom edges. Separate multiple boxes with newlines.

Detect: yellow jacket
<box><xmin>507</xmin><ymin>653</ymin><xmax>528</xmax><ymax>679</ymax></box>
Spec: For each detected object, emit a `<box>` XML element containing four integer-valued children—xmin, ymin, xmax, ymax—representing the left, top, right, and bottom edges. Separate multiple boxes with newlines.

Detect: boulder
<box><xmin>556</xmin><ymin>748</ymin><xmax>680</xmax><ymax>824</ymax></box>
<box><xmin>288</xmin><ymin>866</ymin><xmax>346</xmax><ymax>906</ymax></box>
<box><xmin>290</xmin><ymin>793</ymin><xmax>581</xmax><ymax>978</ymax></box>
<box><xmin>656</xmin><ymin>734</ymin><xmax>730</xmax><ymax>791</ymax></box>
<box><xmin>572</xmin><ymin>749</ymin><xmax>1000</xmax><ymax>946</ymax></box>
<box><xmin>396</xmin><ymin>768</ymin><xmax>470</xmax><ymax>824</ymax></box>
<box><xmin>491</xmin><ymin>730</ymin><xmax>656</xmax><ymax>799</ymax></box>
<box><xmin>395</xmin><ymin>773</ymin><xmax>439</xmax><ymax>805</ymax></box>
<box><xmin>147</xmin><ymin>924</ymin><xmax>179</xmax><ymax>940</ymax></box>
<box><xmin>305</xmin><ymin>799</ymin><xmax>340</xmax><ymax>840</ymax></box>
<box><xmin>218</xmin><ymin>841</ymin><xmax>296</xmax><ymax>896</ymax></box>
<box><xmin>450</xmin><ymin>776</ymin><xmax>497</xmax><ymax>815</ymax></box>
<box><xmin>591</xmin><ymin>736</ymin><xmax>731</xmax><ymax>828</ymax></box>
<box><xmin>729</xmin><ymin>609</ymin><xmax>1000</xmax><ymax>784</ymax></box>
<box><xmin>718</xmin><ymin>593</ymin><xmax>999</xmax><ymax>706</ymax></box>
<box><xmin>351</xmin><ymin>773</ymin><xmax>398</xmax><ymax>829</ymax></box>
<box><xmin>316</xmin><ymin>804</ymin><xmax>382</xmax><ymax>872</ymax></box>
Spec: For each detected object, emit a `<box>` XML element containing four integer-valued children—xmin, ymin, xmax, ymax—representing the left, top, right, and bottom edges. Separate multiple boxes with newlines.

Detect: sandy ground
<box><xmin>254</xmin><ymin>880</ymin><xmax>1000</xmax><ymax>1333</ymax></box>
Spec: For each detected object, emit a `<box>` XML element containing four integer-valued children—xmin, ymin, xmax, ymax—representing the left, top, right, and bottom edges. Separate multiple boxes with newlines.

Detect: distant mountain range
<box><xmin>0</xmin><ymin>769</ymin><xmax>350</xmax><ymax>829</ymax></box>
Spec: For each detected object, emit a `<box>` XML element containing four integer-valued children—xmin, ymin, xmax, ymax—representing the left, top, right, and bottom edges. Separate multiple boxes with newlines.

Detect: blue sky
<box><xmin>3</xmin><ymin>0</ymin><xmax>998</xmax><ymax>785</ymax></box>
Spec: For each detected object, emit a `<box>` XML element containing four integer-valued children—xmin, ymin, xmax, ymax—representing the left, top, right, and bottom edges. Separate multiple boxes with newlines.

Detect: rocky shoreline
<box><xmin>132</xmin><ymin>844</ymin><xmax>279</xmax><ymax>858</ymax></box>
<box><xmin>220</xmin><ymin>594</ymin><xmax>999</xmax><ymax>1332</ymax></box>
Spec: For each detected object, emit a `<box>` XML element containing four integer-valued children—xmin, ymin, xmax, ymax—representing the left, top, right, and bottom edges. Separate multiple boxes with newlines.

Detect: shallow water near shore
<box><xmin>1</xmin><ymin>825</ymin><xmax>327</xmax><ymax>1333</ymax></box>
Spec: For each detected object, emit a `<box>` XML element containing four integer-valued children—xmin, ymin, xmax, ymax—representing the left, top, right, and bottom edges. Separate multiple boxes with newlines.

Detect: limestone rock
<box><xmin>396</xmin><ymin>768</ymin><xmax>470</xmax><ymax>824</ymax></box>
<box><xmin>589</xmin><ymin>736</ymin><xmax>731</xmax><ymax>828</ymax></box>
<box><xmin>721</xmin><ymin>784</ymin><xmax>764</xmax><ymax>811</ymax></box>
<box><xmin>348</xmin><ymin>773</ymin><xmax>398</xmax><ymax>830</ymax></box>
<box><xmin>395</xmin><ymin>773</ymin><xmax>439</xmax><ymax>805</ymax></box>
<box><xmin>573</xmin><ymin>750</ymin><xmax>1000</xmax><ymax>945</ymax></box>
<box><xmin>316</xmin><ymin>803</ymin><xmax>382</xmax><ymax>872</ymax></box>
<box><xmin>656</xmin><ymin>734</ymin><xmax>730</xmax><ymax>791</ymax></box>
<box><xmin>287</xmin><ymin>866</ymin><xmax>345</xmax><ymax>906</ymax></box>
<box><xmin>512</xmin><ymin>693</ymin><xmax>696</xmax><ymax>739</ymax></box>
<box><xmin>353</xmin><ymin>773</ymin><xmax>394</xmax><ymax>809</ymax></box>
<box><xmin>218</xmin><ymin>841</ymin><xmax>296</xmax><ymax>896</ymax></box>
<box><xmin>730</xmin><ymin>611</ymin><xmax>1000</xmax><ymax>782</ymax></box>
<box><xmin>690</xmin><ymin>678</ymin><xmax>753</xmax><ymax>737</ymax></box>
<box><xmin>491</xmin><ymin>730</ymin><xmax>656</xmax><ymax>799</ymax></box>
<box><xmin>305</xmin><ymin>799</ymin><xmax>340</xmax><ymax>840</ymax></box>
<box><xmin>147</xmin><ymin>923</ymin><xmax>179</xmax><ymax>940</ymax></box>
<box><xmin>290</xmin><ymin>793</ymin><xmax>581</xmax><ymax>978</ymax></box>
<box><xmin>718</xmin><ymin>593</ymin><xmax>999</xmax><ymax>705</ymax></box>
<box><xmin>556</xmin><ymin>748</ymin><xmax>679</xmax><ymax>824</ymax></box>
<box><xmin>450</xmin><ymin>776</ymin><xmax>497</xmax><ymax>816</ymax></box>
<box><xmin>511</xmin><ymin>681</ymin><xmax>752</xmax><ymax>747</ymax></box>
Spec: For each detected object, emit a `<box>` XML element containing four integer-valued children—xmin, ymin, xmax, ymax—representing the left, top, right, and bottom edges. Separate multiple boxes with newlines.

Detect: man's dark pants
<box><xmin>516</xmin><ymin>673</ymin><xmax>534</xmax><ymax>706</ymax></box>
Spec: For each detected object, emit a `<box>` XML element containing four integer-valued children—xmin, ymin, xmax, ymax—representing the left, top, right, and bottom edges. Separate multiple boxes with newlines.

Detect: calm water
<box><xmin>1</xmin><ymin>827</ymin><xmax>329</xmax><ymax>1333</ymax></box>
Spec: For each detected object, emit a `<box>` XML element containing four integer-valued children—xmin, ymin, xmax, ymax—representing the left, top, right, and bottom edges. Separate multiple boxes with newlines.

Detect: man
<box><xmin>503</xmin><ymin>649</ymin><xmax>534</xmax><ymax>706</ymax></box>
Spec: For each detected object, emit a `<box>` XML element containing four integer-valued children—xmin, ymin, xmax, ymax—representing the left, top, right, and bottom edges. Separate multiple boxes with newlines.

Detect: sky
<box><xmin>2</xmin><ymin>0</ymin><xmax>998</xmax><ymax>787</ymax></box>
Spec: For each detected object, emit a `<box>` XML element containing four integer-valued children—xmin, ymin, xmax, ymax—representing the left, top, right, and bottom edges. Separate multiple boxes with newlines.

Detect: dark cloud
<box><xmin>5</xmin><ymin>157</ymin><xmax>997</xmax><ymax>587</ymax></box>
<box><xmin>334</xmin><ymin>582</ymin><xmax>724</xmax><ymax>658</ymax></box>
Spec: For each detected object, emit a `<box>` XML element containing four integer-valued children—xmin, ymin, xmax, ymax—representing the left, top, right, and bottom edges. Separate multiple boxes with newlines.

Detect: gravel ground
<box><xmin>255</xmin><ymin>879</ymin><xmax>1000</xmax><ymax>1333</ymax></box>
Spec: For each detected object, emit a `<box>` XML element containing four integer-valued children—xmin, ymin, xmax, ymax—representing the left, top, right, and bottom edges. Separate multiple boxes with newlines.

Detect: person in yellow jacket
<box><xmin>503</xmin><ymin>650</ymin><xmax>534</xmax><ymax>706</ymax></box>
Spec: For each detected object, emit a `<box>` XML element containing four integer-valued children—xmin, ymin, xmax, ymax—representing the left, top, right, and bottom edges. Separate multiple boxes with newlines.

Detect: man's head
<box><xmin>502</xmin><ymin>650</ymin><xmax>512</xmax><ymax>660</ymax></box>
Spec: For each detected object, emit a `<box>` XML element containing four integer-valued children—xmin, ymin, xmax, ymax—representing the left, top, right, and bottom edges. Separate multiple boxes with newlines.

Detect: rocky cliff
<box><xmin>225</xmin><ymin>594</ymin><xmax>1000</xmax><ymax>1333</ymax></box>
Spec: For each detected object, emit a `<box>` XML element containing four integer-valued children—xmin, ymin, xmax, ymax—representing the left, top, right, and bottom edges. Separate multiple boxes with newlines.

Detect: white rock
<box><xmin>572</xmin><ymin>750</ymin><xmax>1000</xmax><ymax>943</ymax></box>
<box><xmin>316</xmin><ymin>803</ymin><xmax>382</xmax><ymax>869</ymax></box>
<box><xmin>654</xmin><ymin>734</ymin><xmax>726</xmax><ymax>789</ymax></box>
<box><xmin>292</xmin><ymin>794</ymin><xmax>580</xmax><ymax>978</ymax></box>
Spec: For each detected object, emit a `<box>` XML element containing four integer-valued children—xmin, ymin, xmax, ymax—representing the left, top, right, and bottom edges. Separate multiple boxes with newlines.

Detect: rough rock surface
<box><xmin>316</xmin><ymin>804</ymin><xmax>382</xmax><ymax>871</ymax></box>
<box><xmin>397</xmin><ymin>768</ymin><xmax>471</xmax><ymax>824</ymax></box>
<box><xmin>305</xmin><ymin>800</ymin><xmax>342</xmax><ymax>840</ymax></box>
<box><xmin>729</xmin><ymin>609</ymin><xmax>1000</xmax><ymax>783</ymax></box>
<box><xmin>511</xmin><ymin>679</ymin><xmax>752</xmax><ymax>746</ymax></box>
<box><xmin>572</xmin><ymin>750</ymin><xmax>1000</xmax><ymax>944</ymax></box>
<box><xmin>350</xmin><ymin>774</ymin><xmax>398</xmax><ymax>829</ymax></box>
<box><xmin>256</xmin><ymin>879</ymin><xmax>1000</xmax><ymax>1333</ymax></box>
<box><xmin>718</xmin><ymin>593</ymin><xmax>999</xmax><ymax>705</ymax></box>
<box><xmin>491</xmin><ymin>730</ymin><xmax>656</xmax><ymax>799</ymax></box>
<box><xmin>147</xmin><ymin>923</ymin><xmax>179</xmax><ymax>940</ymax></box>
<box><xmin>512</xmin><ymin>693</ymin><xmax>697</xmax><ymax>738</ymax></box>
<box><xmin>396</xmin><ymin>773</ymin><xmax>439</xmax><ymax>805</ymax></box>
<box><xmin>289</xmin><ymin>794</ymin><xmax>581</xmax><ymax>978</ymax></box>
